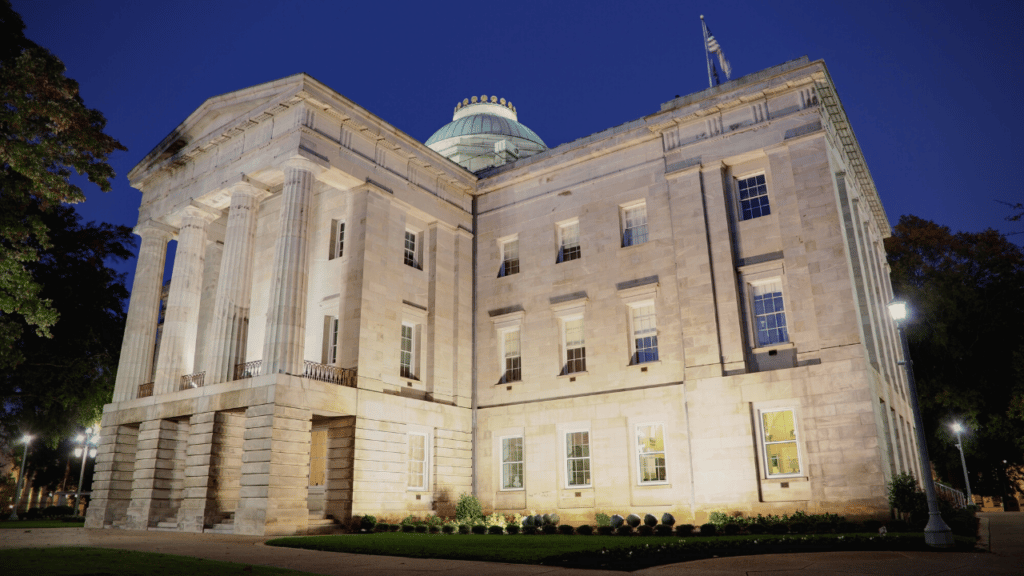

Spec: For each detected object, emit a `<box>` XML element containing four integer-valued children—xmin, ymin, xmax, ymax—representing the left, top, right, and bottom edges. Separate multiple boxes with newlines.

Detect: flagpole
<box><xmin>701</xmin><ymin>15</ymin><xmax>713</xmax><ymax>89</ymax></box>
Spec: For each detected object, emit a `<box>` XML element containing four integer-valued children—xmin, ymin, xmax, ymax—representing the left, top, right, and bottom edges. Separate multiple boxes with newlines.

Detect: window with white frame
<box><xmin>502</xmin><ymin>329</ymin><xmax>522</xmax><ymax>383</ymax></box>
<box><xmin>621</xmin><ymin>203</ymin><xmax>649</xmax><ymax>247</ymax></box>
<box><xmin>400</xmin><ymin>323</ymin><xmax>417</xmax><ymax>379</ymax></box>
<box><xmin>499</xmin><ymin>237</ymin><xmax>520</xmax><ymax>277</ymax></box>
<box><xmin>737</xmin><ymin>174</ymin><xmax>770</xmax><ymax>221</ymax></box>
<box><xmin>404</xmin><ymin>230</ymin><xmax>420</xmax><ymax>269</ymax></box>
<box><xmin>501</xmin><ymin>436</ymin><xmax>524</xmax><ymax>490</ymax></box>
<box><xmin>557</xmin><ymin>220</ymin><xmax>581</xmax><ymax>263</ymax></box>
<box><xmin>759</xmin><ymin>409</ymin><xmax>801</xmax><ymax>477</ymax></box>
<box><xmin>325</xmin><ymin>316</ymin><xmax>339</xmax><ymax>365</ymax></box>
<box><xmin>565</xmin><ymin>430</ymin><xmax>591</xmax><ymax>487</ymax></box>
<box><xmin>407</xmin><ymin>432</ymin><xmax>427</xmax><ymax>490</ymax></box>
<box><xmin>629</xmin><ymin>303</ymin><xmax>658</xmax><ymax>364</ymax></box>
<box><xmin>563</xmin><ymin>317</ymin><xmax>586</xmax><ymax>374</ymax></box>
<box><xmin>330</xmin><ymin>220</ymin><xmax>345</xmax><ymax>260</ymax></box>
<box><xmin>751</xmin><ymin>280</ymin><xmax>788</xmax><ymax>347</ymax></box>
<box><xmin>636</xmin><ymin>423</ymin><xmax>666</xmax><ymax>484</ymax></box>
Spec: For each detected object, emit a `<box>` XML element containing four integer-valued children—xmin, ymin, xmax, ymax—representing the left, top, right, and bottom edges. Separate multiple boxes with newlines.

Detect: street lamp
<box><xmin>8</xmin><ymin>434</ymin><xmax>33</xmax><ymax>521</ymax></box>
<box><xmin>888</xmin><ymin>300</ymin><xmax>953</xmax><ymax>547</ymax></box>
<box><xmin>951</xmin><ymin>422</ymin><xmax>973</xmax><ymax>507</ymax></box>
<box><xmin>73</xmin><ymin>427</ymin><xmax>99</xmax><ymax>516</ymax></box>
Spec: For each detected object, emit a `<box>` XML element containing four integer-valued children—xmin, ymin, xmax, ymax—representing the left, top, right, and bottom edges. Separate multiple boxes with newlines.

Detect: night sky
<box><xmin>13</xmin><ymin>0</ymin><xmax>1024</xmax><ymax>291</ymax></box>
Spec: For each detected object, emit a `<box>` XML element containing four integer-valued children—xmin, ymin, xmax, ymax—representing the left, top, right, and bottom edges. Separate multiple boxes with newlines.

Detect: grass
<box><xmin>0</xmin><ymin>519</ymin><xmax>85</xmax><ymax>529</ymax></box>
<box><xmin>267</xmin><ymin>531</ymin><xmax>980</xmax><ymax>571</ymax></box>
<box><xmin>0</xmin><ymin>548</ymin><xmax>318</xmax><ymax>575</ymax></box>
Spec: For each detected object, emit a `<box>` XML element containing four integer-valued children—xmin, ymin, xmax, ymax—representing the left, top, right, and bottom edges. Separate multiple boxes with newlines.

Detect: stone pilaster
<box><xmin>85</xmin><ymin>424</ymin><xmax>139</xmax><ymax>528</ymax></box>
<box><xmin>235</xmin><ymin>403</ymin><xmax>312</xmax><ymax>536</ymax></box>
<box><xmin>153</xmin><ymin>206</ymin><xmax>219</xmax><ymax>395</ymax></box>
<box><xmin>124</xmin><ymin>419</ymin><xmax>182</xmax><ymax>530</ymax></box>
<box><xmin>113</xmin><ymin>223</ymin><xmax>171</xmax><ymax>401</ymax></box>
<box><xmin>427</xmin><ymin>223</ymin><xmax>456</xmax><ymax>403</ymax></box>
<box><xmin>700</xmin><ymin>163</ymin><xmax>746</xmax><ymax>373</ymax></box>
<box><xmin>261</xmin><ymin>158</ymin><xmax>321</xmax><ymax>376</ymax></box>
<box><xmin>207</xmin><ymin>183</ymin><xmax>266</xmax><ymax>384</ymax></box>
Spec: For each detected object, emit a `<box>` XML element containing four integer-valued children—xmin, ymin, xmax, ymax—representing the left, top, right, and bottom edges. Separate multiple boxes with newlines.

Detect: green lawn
<box><xmin>0</xmin><ymin>519</ymin><xmax>85</xmax><ymax>529</ymax></box>
<box><xmin>0</xmin><ymin>548</ymin><xmax>318</xmax><ymax>576</ymax></box>
<box><xmin>267</xmin><ymin>532</ymin><xmax>980</xmax><ymax>571</ymax></box>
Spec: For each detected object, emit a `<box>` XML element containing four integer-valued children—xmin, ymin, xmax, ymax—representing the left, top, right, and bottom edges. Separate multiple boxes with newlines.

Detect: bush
<box><xmin>654</xmin><ymin>524</ymin><xmax>673</xmax><ymax>536</ymax></box>
<box><xmin>595</xmin><ymin>513</ymin><xmax>611</xmax><ymax>527</ymax></box>
<box><xmin>596</xmin><ymin>526</ymin><xmax>614</xmax><ymax>536</ymax></box>
<box><xmin>813</xmin><ymin>521</ymin><xmax>833</xmax><ymax>534</ymax></box>
<box><xmin>637</xmin><ymin>525</ymin><xmax>654</xmax><ymax>536</ymax></box>
<box><xmin>488</xmin><ymin>524</ymin><xmax>504</xmax><ymax>535</ymax></box>
<box><xmin>788</xmin><ymin>521</ymin><xmax>809</xmax><ymax>534</ymax></box>
<box><xmin>610</xmin><ymin>514</ymin><xmax>625</xmax><ymax>528</ymax></box>
<box><xmin>542</xmin><ymin>524</ymin><xmax>558</xmax><ymax>535</ymax></box>
<box><xmin>676</xmin><ymin>524</ymin><xmax>694</xmax><ymax>537</ymax></box>
<box><xmin>616</xmin><ymin>525</ymin><xmax>634</xmax><ymax>536</ymax></box>
<box><xmin>748</xmin><ymin>523</ymin><xmax>767</xmax><ymax>534</ymax></box>
<box><xmin>428</xmin><ymin>525</ymin><xmax>440</xmax><ymax>533</ymax></box>
<box><xmin>388</xmin><ymin>523</ymin><xmax>400</xmax><ymax>532</ymax></box>
<box><xmin>862</xmin><ymin>520</ymin><xmax>883</xmax><ymax>533</ymax></box>
<box><xmin>43</xmin><ymin>505</ymin><xmax>74</xmax><ymax>517</ymax></box>
<box><xmin>523</xmin><ymin>526</ymin><xmax>538</xmax><ymax>535</ymax></box>
<box><xmin>708</xmin><ymin>511</ymin><xmax>730</xmax><ymax>527</ymax></box>
<box><xmin>838</xmin><ymin>521</ymin><xmax>861</xmax><ymax>533</ymax></box>
<box><xmin>558</xmin><ymin>524</ymin><xmax>575</xmax><ymax>535</ymax></box>
<box><xmin>441</xmin><ymin>524</ymin><xmax>455</xmax><ymax>534</ymax></box>
<box><xmin>402</xmin><ymin>524</ymin><xmax>415</xmax><ymax>533</ymax></box>
<box><xmin>661</xmin><ymin>512</ymin><xmax>676</xmax><ymax>526</ymax></box>
<box><xmin>373</xmin><ymin>523</ymin><xmax>389</xmax><ymax>533</ymax></box>
<box><xmin>699</xmin><ymin>523</ymin><xmax>717</xmax><ymax>536</ymax></box>
<box><xmin>625</xmin><ymin>513</ymin><xmax>642</xmax><ymax>527</ymax></box>
<box><xmin>887</xmin><ymin>520</ymin><xmax>909</xmax><ymax>533</ymax></box>
<box><xmin>723</xmin><ymin>523</ymin><xmax>742</xmax><ymax>535</ymax></box>
<box><xmin>577</xmin><ymin>524</ymin><xmax>594</xmax><ymax>535</ymax></box>
<box><xmin>768</xmin><ymin>523</ymin><xmax>788</xmax><ymax>534</ymax></box>
<box><xmin>458</xmin><ymin>524</ymin><xmax>470</xmax><ymax>534</ymax></box>
<box><xmin>360</xmin><ymin>515</ymin><xmax>377</xmax><ymax>531</ymax></box>
<box><xmin>455</xmin><ymin>493</ymin><xmax>483</xmax><ymax>522</ymax></box>
<box><xmin>505</xmin><ymin>524</ymin><xmax>521</xmax><ymax>534</ymax></box>
<box><xmin>471</xmin><ymin>524</ymin><xmax>487</xmax><ymax>535</ymax></box>
<box><xmin>415</xmin><ymin>524</ymin><xmax>428</xmax><ymax>533</ymax></box>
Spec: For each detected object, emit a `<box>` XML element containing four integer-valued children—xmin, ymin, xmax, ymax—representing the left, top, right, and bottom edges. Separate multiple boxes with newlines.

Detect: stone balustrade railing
<box><xmin>179</xmin><ymin>371</ymin><xmax>205</xmax><ymax>390</ymax></box>
<box><xmin>234</xmin><ymin>360</ymin><xmax>262</xmax><ymax>380</ymax></box>
<box><xmin>303</xmin><ymin>361</ymin><xmax>357</xmax><ymax>387</ymax></box>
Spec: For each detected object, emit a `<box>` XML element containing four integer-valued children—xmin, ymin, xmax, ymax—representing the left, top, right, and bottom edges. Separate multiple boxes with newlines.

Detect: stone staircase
<box><xmin>205</xmin><ymin>513</ymin><xmax>235</xmax><ymax>534</ymax></box>
<box><xmin>307</xmin><ymin>514</ymin><xmax>342</xmax><ymax>535</ymax></box>
<box><xmin>150</xmin><ymin>516</ymin><xmax>180</xmax><ymax>532</ymax></box>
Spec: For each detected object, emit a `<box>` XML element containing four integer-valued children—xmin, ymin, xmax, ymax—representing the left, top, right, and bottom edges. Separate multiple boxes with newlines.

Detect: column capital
<box><xmin>280</xmin><ymin>154</ymin><xmax>326</xmax><ymax>176</ymax></box>
<box><xmin>222</xmin><ymin>175</ymin><xmax>273</xmax><ymax>201</ymax></box>
<box><xmin>133</xmin><ymin>220</ymin><xmax>175</xmax><ymax>240</ymax></box>
<box><xmin>167</xmin><ymin>201</ymin><xmax>221</xmax><ymax>229</ymax></box>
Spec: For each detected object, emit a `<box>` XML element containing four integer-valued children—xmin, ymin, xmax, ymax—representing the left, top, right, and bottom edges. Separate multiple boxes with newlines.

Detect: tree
<box><xmin>1</xmin><ymin>0</ymin><xmax>126</xmax><ymax>370</ymax></box>
<box><xmin>885</xmin><ymin>215</ymin><xmax>1024</xmax><ymax>500</ymax></box>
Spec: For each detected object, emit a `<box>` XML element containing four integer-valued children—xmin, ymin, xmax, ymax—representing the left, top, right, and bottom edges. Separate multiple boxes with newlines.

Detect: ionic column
<box><xmin>261</xmin><ymin>157</ymin><xmax>321</xmax><ymax>376</ymax></box>
<box><xmin>113</xmin><ymin>222</ymin><xmax>172</xmax><ymax>401</ymax></box>
<box><xmin>207</xmin><ymin>183</ymin><xmax>266</xmax><ymax>384</ymax></box>
<box><xmin>153</xmin><ymin>205</ymin><xmax>218</xmax><ymax>395</ymax></box>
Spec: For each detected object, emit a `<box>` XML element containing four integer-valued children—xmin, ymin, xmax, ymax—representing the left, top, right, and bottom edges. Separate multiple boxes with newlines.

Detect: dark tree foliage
<box><xmin>0</xmin><ymin>198</ymin><xmax>133</xmax><ymax>445</ymax></box>
<box><xmin>885</xmin><ymin>215</ymin><xmax>1024</xmax><ymax>499</ymax></box>
<box><xmin>1</xmin><ymin>0</ymin><xmax>127</xmax><ymax>369</ymax></box>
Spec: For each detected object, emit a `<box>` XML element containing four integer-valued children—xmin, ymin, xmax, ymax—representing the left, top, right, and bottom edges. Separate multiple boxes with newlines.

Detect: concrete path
<box><xmin>0</xmin><ymin>512</ymin><xmax>1020</xmax><ymax>575</ymax></box>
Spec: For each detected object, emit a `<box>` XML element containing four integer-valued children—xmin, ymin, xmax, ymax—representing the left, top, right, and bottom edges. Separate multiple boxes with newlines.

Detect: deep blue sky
<box><xmin>14</xmin><ymin>0</ymin><xmax>1024</xmax><ymax>290</ymax></box>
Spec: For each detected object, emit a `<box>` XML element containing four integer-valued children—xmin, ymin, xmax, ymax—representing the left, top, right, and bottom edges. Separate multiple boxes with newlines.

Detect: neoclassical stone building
<box><xmin>86</xmin><ymin>57</ymin><xmax>920</xmax><ymax>535</ymax></box>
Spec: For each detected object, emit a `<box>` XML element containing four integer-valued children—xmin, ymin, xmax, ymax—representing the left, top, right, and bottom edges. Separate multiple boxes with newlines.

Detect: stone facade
<box><xmin>87</xmin><ymin>57</ymin><xmax>918</xmax><ymax>535</ymax></box>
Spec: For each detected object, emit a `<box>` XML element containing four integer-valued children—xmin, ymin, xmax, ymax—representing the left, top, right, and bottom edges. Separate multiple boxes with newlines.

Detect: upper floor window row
<box><xmin>738</xmin><ymin>174</ymin><xmax>770</xmax><ymax>221</ymax></box>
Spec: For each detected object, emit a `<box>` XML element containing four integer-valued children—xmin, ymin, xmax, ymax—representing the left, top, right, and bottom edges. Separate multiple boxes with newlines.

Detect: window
<box><xmin>408</xmin><ymin>433</ymin><xmax>427</xmax><ymax>490</ymax></box>
<box><xmin>760</xmin><ymin>409</ymin><xmax>801</xmax><ymax>477</ymax></box>
<box><xmin>621</xmin><ymin>203</ymin><xmax>649</xmax><ymax>247</ymax></box>
<box><xmin>630</xmin><ymin>304</ymin><xmax>659</xmax><ymax>364</ymax></box>
<box><xmin>501</xmin><ymin>436</ymin><xmax>524</xmax><ymax>490</ymax></box>
<box><xmin>499</xmin><ymin>238</ymin><xmax>519</xmax><ymax>277</ymax></box>
<box><xmin>400</xmin><ymin>323</ymin><xmax>417</xmax><ymax>379</ymax></box>
<box><xmin>557</xmin><ymin>221</ymin><xmax>581</xmax><ymax>263</ymax></box>
<box><xmin>325</xmin><ymin>316</ymin><xmax>339</xmax><ymax>365</ymax></box>
<box><xmin>563</xmin><ymin>318</ymin><xmax>586</xmax><ymax>374</ymax></box>
<box><xmin>636</xmin><ymin>423</ymin><xmax>666</xmax><ymax>484</ymax></box>
<box><xmin>502</xmin><ymin>329</ymin><xmax>522</xmax><ymax>383</ymax></box>
<box><xmin>737</xmin><ymin>174</ymin><xmax>770</xmax><ymax>220</ymax></box>
<box><xmin>329</xmin><ymin>220</ymin><xmax>345</xmax><ymax>260</ymax></box>
<box><xmin>752</xmin><ymin>281</ymin><xmax>788</xmax><ymax>347</ymax></box>
<box><xmin>565</xmin><ymin>431</ymin><xmax>591</xmax><ymax>487</ymax></box>
<box><xmin>404</xmin><ymin>230</ymin><xmax>420</xmax><ymax>269</ymax></box>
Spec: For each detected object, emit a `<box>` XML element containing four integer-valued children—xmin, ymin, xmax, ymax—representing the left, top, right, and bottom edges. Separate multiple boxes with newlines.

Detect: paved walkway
<box><xmin>0</xmin><ymin>512</ymin><xmax>1020</xmax><ymax>575</ymax></box>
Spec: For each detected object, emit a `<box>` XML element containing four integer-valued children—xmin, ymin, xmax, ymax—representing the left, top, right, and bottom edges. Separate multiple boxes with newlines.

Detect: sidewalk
<box><xmin>0</xmin><ymin>512</ymin><xmax>1020</xmax><ymax>575</ymax></box>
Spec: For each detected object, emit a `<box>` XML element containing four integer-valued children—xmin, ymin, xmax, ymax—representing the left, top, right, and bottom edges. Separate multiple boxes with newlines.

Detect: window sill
<box><xmin>637</xmin><ymin>481</ymin><xmax>671</xmax><ymax>487</ymax></box>
<box><xmin>630</xmin><ymin>360</ymin><xmax>661</xmax><ymax>368</ymax></box>
<box><xmin>558</xmin><ymin>371</ymin><xmax>588</xmax><ymax>379</ymax></box>
<box><xmin>751</xmin><ymin>342</ymin><xmax>795</xmax><ymax>354</ymax></box>
<box><xmin>499</xmin><ymin>487</ymin><xmax>525</xmax><ymax>492</ymax></box>
<box><xmin>620</xmin><ymin>241</ymin><xmax>649</xmax><ymax>251</ymax></box>
<box><xmin>761</xmin><ymin>475</ymin><xmax>808</xmax><ymax>484</ymax></box>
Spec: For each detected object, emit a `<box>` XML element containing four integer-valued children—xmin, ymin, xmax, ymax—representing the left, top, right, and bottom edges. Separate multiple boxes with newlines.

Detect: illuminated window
<box><xmin>621</xmin><ymin>203</ymin><xmax>649</xmax><ymax>247</ymax></box>
<box><xmin>400</xmin><ymin>323</ymin><xmax>418</xmax><ymax>379</ymax></box>
<box><xmin>499</xmin><ymin>238</ymin><xmax>519</xmax><ymax>277</ymax></box>
<box><xmin>636</xmin><ymin>423</ymin><xmax>666</xmax><ymax>484</ymax></box>
<box><xmin>557</xmin><ymin>221</ymin><xmax>581</xmax><ymax>263</ymax></box>
<box><xmin>565</xmin><ymin>430</ymin><xmax>591</xmax><ymax>487</ymax></box>
<box><xmin>404</xmin><ymin>230</ymin><xmax>420</xmax><ymax>269</ymax></box>
<box><xmin>325</xmin><ymin>316</ymin><xmax>339</xmax><ymax>364</ymax></box>
<box><xmin>760</xmin><ymin>409</ymin><xmax>801</xmax><ymax>477</ymax></box>
<box><xmin>751</xmin><ymin>281</ymin><xmax>788</xmax><ymax>347</ymax></box>
<box><xmin>501</xmin><ymin>436</ymin><xmax>524</xmax><ymax>490</ymax></box>
<box><xmin>738</xmin><ymin>174</ymin><xmax>770</xmax><ymax>220</ymax></box>
<box><xmin>502</xmin><ymin>329</ymin><xmax>521</xmax><ymax>383</ymax></box>
<box><xmin>630</xmin><ymin>303</ymin><xmax>659</xmax><ymax>364</ymax></box>
<box><xmin>563</xmin><ymin>318</ymin><xmax>586</xmax><ymax>374</ymax></box>
<box><xmin>329</xmin><ymin>220</ymin><xmax>345</xmax><ymax>260</ymax></box>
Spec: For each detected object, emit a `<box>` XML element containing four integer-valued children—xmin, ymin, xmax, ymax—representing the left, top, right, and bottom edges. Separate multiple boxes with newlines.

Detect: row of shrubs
<box><xmin>5</xmin><ymin>505</ymin><xmax>81</xmax><ymax>521</ymax></box>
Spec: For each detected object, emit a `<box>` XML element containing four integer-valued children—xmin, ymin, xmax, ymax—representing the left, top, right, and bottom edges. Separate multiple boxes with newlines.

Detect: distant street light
<box><xmin>73</xmin><ymin>427</ymin><xmax>99</xmax><ymax>515</ymax></box>
<box><xmin>8</xmin><ymin>435</ymin><xmax>33</xmax><ymax>521</ymax></box>
<box><xmin>951</xmin><ymin>422</ymin><xmax>973</xmax><ymax>506</ymax></box>
<box><xmin>888</xmin><ymin>300</ymin><xmax>954</xmax><ymax>547</ymax></box>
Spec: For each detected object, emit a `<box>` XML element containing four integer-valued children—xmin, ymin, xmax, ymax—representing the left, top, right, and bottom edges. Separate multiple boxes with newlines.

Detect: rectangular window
<box><xmin>408</xmin><ymin>433</ymin><xmax>426</xmax><ymax>490</ymax></box>
<box><xmin>501</xmin><ymin>436</ymin><xmax>524</xmax><ymax>490</ymax></box>
<box><xmin>563</xmin><ymin>318</ymin><xmax>586</xmax><ymax>374</ymax></box>
<box><xmin>499</xmin><ymin>238</ymin><xmax>520</xmax><ymax>277</ymax></box>
<box><xmin>565</xmin><ymin>431</ymin><xmax>591</xmax><ymax>487</ymax></box>
<box><xmin>760</xmin><ymin>409</ymin><xmax>801</xmax><ymax>477</ymax></box>
<box><xmin>752</xmin><ymin>281</ymin><xmax>788</xmax><ymax>347</ymax></box>
<box><xmin>503</xmin><ymin>329</ymin><xmax>522</xmax><ymax>383</ymax></box>
<box><xmin>622</xmin><ymin>204</ymin><xmax>649</xmax><ymax>247</ymax></box>
<box><xmin>738</xmin><ymin>174</ymin><xmax>770</xmax><ymax>220</ymax></box>
<box><xmin>400</xmin><ymin>323</ymin><xmax>416</xmax><ymax>379</ymax></box>
<box><xmin>558</xmin><ymin>221</ymin><xmax>581</xmax><ymax>263</ymax></box>
<box><xmin>636</xmin><ymin>423</ymin><xmax>666</xmax><ymax>483</ymax></box>
<box><xmin>327</xmin><ymin>316</ymin><xmax>339</xmax><ymax>365</ymax></box>
<box><xmin>330</xmin><ymin>220</ymin><xmax>345</xmax><ymax>260</ymax></box>
<box><xmin>404</xmin><ymin>230</ymin><xmax>419</xmax><ymax>269</ymax></box>
<box><xmin>630</xmin><ymin>304</ymin><xmax>659</xmax><ymax>364</ymax></box>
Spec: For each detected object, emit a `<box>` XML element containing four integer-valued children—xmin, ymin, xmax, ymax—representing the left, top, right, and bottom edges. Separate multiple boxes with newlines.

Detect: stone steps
<box><xmin>307</xmin><ymin>516</ymin><xmax>342</xmax><ymax>535</ymax></box>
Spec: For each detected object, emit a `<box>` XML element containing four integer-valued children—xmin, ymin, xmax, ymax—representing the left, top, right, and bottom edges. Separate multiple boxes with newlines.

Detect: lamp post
<box><xmin>887</xmin><ymin>300</ymin><xmax>953</xmax><ymax>547</ymax></box>
<box><xmin>8</xmin><ymin>434</ymin><xmax>33</xmax><ymax>521</ymax></box>
<box><xmin>73</xmin><ymin>427</ymin><xmax>99</xmax><ymax>516</ymax></box>
<box><xmin>951</xmin><ymin>422</ymin><xmax>973</xmax><ymax>507</ymax></box>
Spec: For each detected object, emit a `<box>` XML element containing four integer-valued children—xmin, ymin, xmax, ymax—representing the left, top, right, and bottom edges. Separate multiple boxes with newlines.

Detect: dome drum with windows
<box><xmin>425</xmin><ymin>95</ymin><xmax>547</xmax><ymax>173</ymax></box>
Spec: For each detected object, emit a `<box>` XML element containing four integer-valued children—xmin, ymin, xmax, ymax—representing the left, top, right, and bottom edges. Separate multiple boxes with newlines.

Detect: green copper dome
<box><xmin>425</xmin><ymin>113</ymin><xmax>546</xmax><ymax>148</ymax></box>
